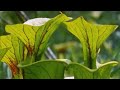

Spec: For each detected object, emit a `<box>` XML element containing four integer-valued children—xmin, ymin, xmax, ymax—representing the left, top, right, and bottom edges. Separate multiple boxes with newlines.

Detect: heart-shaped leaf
<box><xmin>18</xmin><ymin>60</ymin><xmax>68</xmax><ymax>79</ymax></box>
<box><xmin>67</xmin><ymin>61</ymin><xmax>118</xmax><ymax>79</ymax></box>
<box><xmin>64</xmin><ymin>17</ymin><xmax>118</xmax><ymax>69</ymax></box>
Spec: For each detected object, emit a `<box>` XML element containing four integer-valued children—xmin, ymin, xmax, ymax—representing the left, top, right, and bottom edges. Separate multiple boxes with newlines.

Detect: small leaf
<box><xmin>64</xmin><ymin>17</ymin><xmax>118</xmax><ymax>69</ymax></box>
<box><xmin>67</xmin><ymin>61</ymin><xmax>118</xmax><ymax>79</ymax></box>
<box><xmin>18</xmin><ymin>60</ymin><xmax>68</xmax><ymax>79</ymax></box>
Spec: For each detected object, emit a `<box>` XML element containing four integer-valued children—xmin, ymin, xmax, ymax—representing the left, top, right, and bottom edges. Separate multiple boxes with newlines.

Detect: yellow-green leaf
<box><xmin>0</xmin><ymin>35</ymin><xmax>24</xmax><ymax>78</ymax></box>
<box><xmin>64</xmin><ymin>17</ymin><xmax>118</xmax><ymax>69</ymax></box>
<box><xmin>6</xmin><ymin>13</ymin><xmax>70</xmax><ymax>61</ymax></box>
<box><xmin>34</xmin><ymin>13</ymin><xmax>70</xmax><ymax>60</ymax></box>
<box><xmin>0</xmin><ymin>48</ymin><xmax>9</xmax><ymax>60</ymax></box>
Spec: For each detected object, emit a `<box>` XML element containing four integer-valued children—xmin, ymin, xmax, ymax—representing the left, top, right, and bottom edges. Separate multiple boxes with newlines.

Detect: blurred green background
<box><xmin>0</xmin><ymin>11</ymin><xmax>120</xmax><ymax>78</ymax></box>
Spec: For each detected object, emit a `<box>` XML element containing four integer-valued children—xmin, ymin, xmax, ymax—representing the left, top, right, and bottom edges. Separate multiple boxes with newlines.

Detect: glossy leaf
<box><xmin>18</xmin><ymin>60</ymin><xmax>68</xmax><ymax>79</ymax></box>
<box><xmin>6</xmin><ymin>13</ymin><xmax>70</xmax><ymax>61</ymax></box>
<box><xmin>67</xmin><ymin>61</ymin><xmax>118</xmax><ymax>79</ymax></box>
<box><xmin>64</xmin><ymin>17</ymin><xmax>118</xmax><ymax>69</ymax></box>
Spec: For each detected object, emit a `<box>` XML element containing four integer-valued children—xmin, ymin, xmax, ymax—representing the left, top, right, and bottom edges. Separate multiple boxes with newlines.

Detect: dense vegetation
<box><xmin>0</xmin><ymin>11</ymin><xmax>120</xmax><ymax>79</ymax></box>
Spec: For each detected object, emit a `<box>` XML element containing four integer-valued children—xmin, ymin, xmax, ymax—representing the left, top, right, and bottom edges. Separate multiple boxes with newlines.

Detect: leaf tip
<box><xmin>59</xmin><ymin>11</ymin><xmax>63</xmax><ymax>14</ymax></box>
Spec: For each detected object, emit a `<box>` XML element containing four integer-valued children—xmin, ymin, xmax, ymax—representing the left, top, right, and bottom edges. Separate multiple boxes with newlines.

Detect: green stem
<box><xmin>83</xmin><ymin>46</ymin><xmax>97</xmax><ymax>69</ymax></box>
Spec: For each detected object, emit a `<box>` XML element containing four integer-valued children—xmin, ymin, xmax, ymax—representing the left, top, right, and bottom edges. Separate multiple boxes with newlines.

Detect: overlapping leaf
<box><xmin>0</xmin><ymin>35</ymin><xmax>15</xmax><ymax>63</ymax></box>
<box><xmin>0</xmin><ymin>13</ymin><xmax>70</xmax><ymax>79</ymax></box>
<box><xmin>18</xmin><ymin>60</ymin><xmax>68</xmax><ymax>79</ymax></box>
<box><xmin>67</xmin><ymin>61</ymin><xmax>118</xmax><ymax>79</ymax></box>
<box><xmin>64</xmin><ymin>17</ymin><xmax>118</xmax><ymax>69</ymax></box>
<box><xmin>6</xmin><ymin>13</ymin><xmax>70</xmax><ymax>61</ymax></box>
<box><xmin>0</xmin><ymin>35</ymin><xmax>24</xmax><ymax>78</ymax></box>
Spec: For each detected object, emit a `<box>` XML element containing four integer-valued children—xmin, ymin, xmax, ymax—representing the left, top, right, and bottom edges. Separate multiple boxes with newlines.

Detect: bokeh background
<box><xmin>0</xmin><ymin>11</ymin><xmax>120</xmax><ymax>78</ymax></box>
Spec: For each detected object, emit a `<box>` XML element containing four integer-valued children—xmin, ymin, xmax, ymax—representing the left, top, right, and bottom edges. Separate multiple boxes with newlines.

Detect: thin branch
<box><xmin>15</xmin><ymin>11</ymin><xmax>29</xmax><ymax>23</ymax></box>
<box><xmin>19</xmin><ymin>11</ymin><xmax>29</xmax><ymax>20</ymax></box>
<box><xmin>46</xmin><ymin>47</ymin><xmax>56</xmax><ymax>59</ymax></box>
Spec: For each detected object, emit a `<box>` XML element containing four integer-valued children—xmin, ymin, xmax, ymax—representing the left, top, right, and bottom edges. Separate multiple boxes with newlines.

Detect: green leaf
<box><xmin>64</xmin><ymin>17</ymin><xmax>118</xmax><ymax>69</ymax></box>
<box><xmin>6</xmin><ymin>13</ymin><xmax>70</xmax><ymax>61</ymax></box>
<box><xmin>11</xmin><ymin>35</ymin><xmax>25</xmax><ymax>63</ymax></box>
<box><xmin>35</xmin><ymin>14</ymin><xmax>70</xmax><ymax>60</ymax></box>
<box><xmin>0</xmin><ymin>35</ymin><xmax>25</xmax><ymax>63</ymax></box>
<box><xmin>0</xmin><ymin>35</ymin><xmax>24</xmax><ymax>78</ymax></box>
<box><xmin>0</xmin><ymin>48</ymin><xmax>9</xmax><ymax>60</ymax></box>
<box><xmin>67</xmin><ymin>61</ymin><xmax>118</xmax><ymax>79</ymax></box>
<box><xmin>6</xmin><ymin>24</ymin><xmax>37</xmax><ymax>58</ymax></box>
<box><xmin>18</xmin><ymin>60</ymin><xmax>68</xmax><ymax>79</ymax></box>
<box><xmin>108</xmin><ymin>63</ymin><xmax>120</xmax><ymax>79</ymax></box>
<box><xmin>0</xmin><ymin>35</ymin><xmax>15</xmax><ymax>62</ymax></box>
